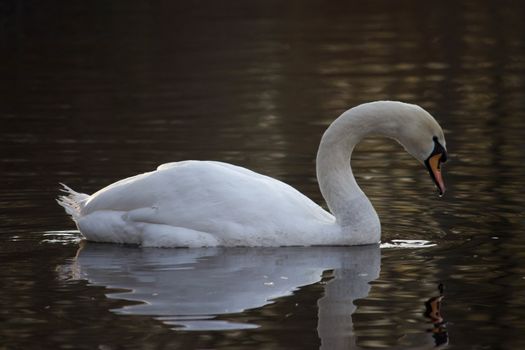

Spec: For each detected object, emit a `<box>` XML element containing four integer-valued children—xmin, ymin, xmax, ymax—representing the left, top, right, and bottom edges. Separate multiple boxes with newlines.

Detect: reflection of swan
<box><xmin>57</xmin><ymin>101</ymin><xmax>447</xmax><ymax>247</ymax></box>
<box><xmin>63</xmin><ymin>243</ymin><xmax>380</xmax><ymax>333</ymax></box>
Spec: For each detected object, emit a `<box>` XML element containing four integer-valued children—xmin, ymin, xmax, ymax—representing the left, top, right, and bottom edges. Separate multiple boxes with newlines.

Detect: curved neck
<box><xmin>316</xmin><ymin>102</ymin><xmax>406</xmax><ymax>229</ymax></box>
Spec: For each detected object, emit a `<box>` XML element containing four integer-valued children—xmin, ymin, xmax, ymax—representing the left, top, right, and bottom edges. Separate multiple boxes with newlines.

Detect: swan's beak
<box><xmin>425</xmin><ymin>153</ymin><xmax>446</xmax><ymax>196</ymax></box>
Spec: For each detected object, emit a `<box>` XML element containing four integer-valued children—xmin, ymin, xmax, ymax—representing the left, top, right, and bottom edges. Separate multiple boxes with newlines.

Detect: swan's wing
<box><xmin>82</xmin><ymin>171</ymin><xmax>157</xmax><ymax>213</ymax></box>
<box><xmin>82</xmin><ymin>161</ymin><xmax>333</xmax><ymax>232</ymax></box>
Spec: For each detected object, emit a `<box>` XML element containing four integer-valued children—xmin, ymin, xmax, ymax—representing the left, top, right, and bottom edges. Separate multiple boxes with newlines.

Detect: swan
<box><xmin>57</xmin><ymin>101</ymin><xmax>448</xmax><ymax>247</ymax></box>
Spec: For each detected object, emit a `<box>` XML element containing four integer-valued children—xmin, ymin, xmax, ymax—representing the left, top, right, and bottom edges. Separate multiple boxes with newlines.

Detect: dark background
<box><xmin>1</xmin><ymin>1</ymin><xmax>525</xmax><ymax>349</ymax></box>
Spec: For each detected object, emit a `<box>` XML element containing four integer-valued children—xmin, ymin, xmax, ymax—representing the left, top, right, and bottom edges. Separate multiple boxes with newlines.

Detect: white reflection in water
<box><xmin>62</xmin><ymin>243</ymin><xmax>380</xmax><ymax>344</ymax></box>
<box><xmin>380</xmin><ymin>239</ymin><xmax>436</xmax><ymax>248</ymax></box>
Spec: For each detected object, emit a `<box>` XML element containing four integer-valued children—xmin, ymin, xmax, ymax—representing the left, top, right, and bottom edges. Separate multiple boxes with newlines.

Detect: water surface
<box><xmin>2</xmin><ymin>0</ymin><xmax>525</xmax><ymax>349</ymax></box>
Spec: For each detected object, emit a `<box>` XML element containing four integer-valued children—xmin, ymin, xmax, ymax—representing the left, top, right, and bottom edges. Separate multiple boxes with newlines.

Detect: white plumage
<box><xmin>58</xmin><ymin>101</ymin><xmax>447</xmax><ymax>247</ymax></box>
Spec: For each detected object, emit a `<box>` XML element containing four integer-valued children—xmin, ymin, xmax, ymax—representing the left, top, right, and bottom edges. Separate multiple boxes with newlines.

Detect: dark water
<box><xmin>2</xmin><ymin>0</ymin><xmax>525</xmax><ymax>348</ymax></box>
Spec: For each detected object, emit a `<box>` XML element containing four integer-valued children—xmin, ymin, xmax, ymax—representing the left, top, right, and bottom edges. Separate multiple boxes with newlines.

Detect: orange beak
<box><xmin>426</xmin><ymin>153</ymin><xmax>446</xmax><ymax>196</ymax></box>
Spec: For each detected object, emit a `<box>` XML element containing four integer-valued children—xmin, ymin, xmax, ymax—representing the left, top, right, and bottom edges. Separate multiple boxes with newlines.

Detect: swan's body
<box><xmin>58</xmin><ymin>101</ymin><xmax>447</xmax><ymax>247</ymax></box>
<box><xmin>64</xmin><ymin>161</ymin><xmax>343</xmax><ymax>246</ymax></box>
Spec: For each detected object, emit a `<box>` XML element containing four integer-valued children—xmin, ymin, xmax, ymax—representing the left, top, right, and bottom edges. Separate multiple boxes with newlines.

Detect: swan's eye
<box><xmin>430</xmin><ymin>136</ymin><xmax>446</xmax><ymax>161</ymax></box>
<box><xmin>440</xmin><ymin>152</ymin><xmax>448</xmax><ymax>163</ymax></box>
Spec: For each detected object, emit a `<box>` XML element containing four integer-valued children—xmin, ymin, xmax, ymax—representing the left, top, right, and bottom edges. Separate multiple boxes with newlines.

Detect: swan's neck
<box><xmin>316</xmin><ymin>102</ymin><xmax>405</xmax><ymax>242</ymax></box>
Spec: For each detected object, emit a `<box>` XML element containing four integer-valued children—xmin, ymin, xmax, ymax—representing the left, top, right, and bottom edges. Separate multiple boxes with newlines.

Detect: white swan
<box><xmin>58</xmin><ymin>101</ymin><xmax>448</xmax><ymax>247</ymax></box>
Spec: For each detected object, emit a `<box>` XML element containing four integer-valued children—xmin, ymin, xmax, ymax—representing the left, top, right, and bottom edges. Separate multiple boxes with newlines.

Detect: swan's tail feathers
<box><xmin>56</xmin><ymin>183</ymin><xmax>90</xmax><ymax>220</ymax></box>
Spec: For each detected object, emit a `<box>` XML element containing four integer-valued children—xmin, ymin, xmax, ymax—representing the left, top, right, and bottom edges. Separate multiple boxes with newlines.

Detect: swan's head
<box><xmin>321</xmin><ymin>101</ymin><xmax>448</xmax><ymax>196</ymax></box>
<box><xmin>392</xmin><ymin>103</ymin><xmax>448</xmax><ymax>196</ymax></box>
